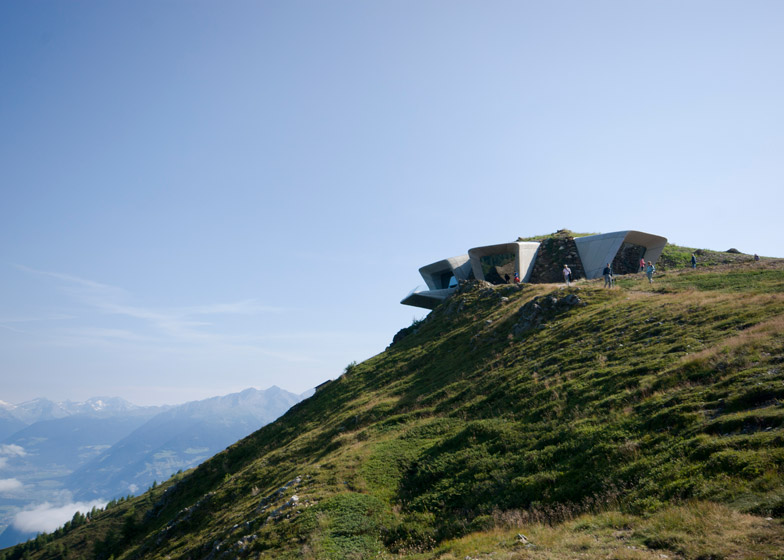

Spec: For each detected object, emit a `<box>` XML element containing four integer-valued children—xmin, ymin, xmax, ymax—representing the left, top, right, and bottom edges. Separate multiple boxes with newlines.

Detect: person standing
<box><xmin>514</xmin><ymin>271</ymin><xmax>520</xmax><ymax>283</ymax></box>
<box><xmin>563</xmin><ymin>264</ymin><xmax>572</xmax><ymax>286</ymax></box>
<box><xmin>603</xmin><ymin>263</ymin><xmax>613</xmax><ymax>288</ymax></box>
<box><xmin>691</xmin><ymin>253</ymin><xmax>697</xmax><ymax>269</ymax></box>
<box><xmin>640</xmin><ymin>257</ymin><xmax>646</xmax><ymax>273</ymax></box>
<box><xmin>646</xmin><ymin>261</ymin><xmax>655</xmax><ymax>284</ymax></box>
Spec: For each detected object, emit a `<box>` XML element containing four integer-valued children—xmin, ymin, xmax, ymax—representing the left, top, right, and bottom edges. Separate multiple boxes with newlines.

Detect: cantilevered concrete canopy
<box><xmin>400</xmin><ymin>288</ymin><xmax>454</xmax><ymax>310</ymax></box>
<box><xmin>575</xmin><ymin>230</ymin><xmax>667</xmax><ymax>279</ymax></box>
<box><xmin>400</xmin><ymin>255</ymin><xmax>472</xmax><ymax>310</ymax></box>
<box><xmin>468</xmin><ymin>241</ymin><xmax>540</xmax><ymax>283</ymax></box>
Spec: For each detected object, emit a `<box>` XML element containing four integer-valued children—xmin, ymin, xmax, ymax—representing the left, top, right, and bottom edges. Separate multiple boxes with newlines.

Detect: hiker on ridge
<box><xmin>603</xmin><ymin>263</ymin><xmax>613</xmax><ymax>288</ymax></box>
<box><xmin>646</xmin><ymin>261</ymin><xmax>655</xmax><ymax>284</ymax></box>
<box><xmin>691</xmin><ymin>253</ymin><xmax>697</xmax><ymax>269</ymax></box>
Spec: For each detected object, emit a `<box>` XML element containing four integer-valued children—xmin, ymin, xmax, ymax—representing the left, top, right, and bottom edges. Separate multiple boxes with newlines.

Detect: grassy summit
<box><xmin>4</xmin><ymin>253</ymin><xmax>784</xmax><ymax>560</ymax></box>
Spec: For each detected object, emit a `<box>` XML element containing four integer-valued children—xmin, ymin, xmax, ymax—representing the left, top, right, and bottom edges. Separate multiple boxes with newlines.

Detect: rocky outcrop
<box><xmin>512</xmin><ymin>293</ymin><xmax>584</xmax><ymax>336</ymax></box>
<box><xmin>390</xmin><ymin>322</ymin><xmax>422</xmax><ymax>347</ymax></box>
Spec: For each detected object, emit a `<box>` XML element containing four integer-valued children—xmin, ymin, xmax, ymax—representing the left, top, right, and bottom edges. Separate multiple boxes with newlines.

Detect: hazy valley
<box><xmin>0</xmin><ymin>387</ymin><xmax>307</xmax><ymax>547</ymax></box>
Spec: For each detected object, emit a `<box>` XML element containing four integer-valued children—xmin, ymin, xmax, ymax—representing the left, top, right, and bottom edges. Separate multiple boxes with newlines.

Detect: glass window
<box><xmin>480</xmin><ymin>252</ymin><xmax>516</xmax><ymax>284</ymax></box>
<box><xmin>437</xmin><ymin>271</ymin><xmax>457</xmax><ymax>289</ymax></box>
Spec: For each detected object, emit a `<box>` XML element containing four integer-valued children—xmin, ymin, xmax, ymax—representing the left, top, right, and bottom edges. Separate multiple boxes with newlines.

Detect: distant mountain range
<box><xmin>0</xmin><ymin>396</ymin><xmax>152</xmax><ymax>423</ymax></box>
<box><xmin>68</xmin><ymin>387</ymin><xmax>307</xmax><ymax>500</ymax></box>
<box><xmin>0</xmin><ymin>397</ymin><xmax>157</xmax><ymax>441</ymax></box>
<box><xmin>0</xmin><ymin>387</ymin><xmax>309</xmax><ymax>548</ymax></box>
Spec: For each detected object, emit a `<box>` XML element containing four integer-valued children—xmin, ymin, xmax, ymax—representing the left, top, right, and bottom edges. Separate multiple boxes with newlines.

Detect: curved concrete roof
<box><xmin>574</xmin><ymin>230</ymin><xmax>667</xmax><ymax>279</ymax></box>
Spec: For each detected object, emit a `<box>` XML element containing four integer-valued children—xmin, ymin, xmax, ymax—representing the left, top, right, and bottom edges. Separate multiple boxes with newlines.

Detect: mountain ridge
<box><xmin>3</xmin><ymin>252</ymin><xmax>784</xmax><ymax>559</ymax></box>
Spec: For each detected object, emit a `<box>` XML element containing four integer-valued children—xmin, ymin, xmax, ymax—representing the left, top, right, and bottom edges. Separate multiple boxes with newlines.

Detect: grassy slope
<box><xmin>658</xmin><ymin>244</ymin><xmax>763</xmax><ymax>269</ymax></box>
<box><xmin>4</xmin><ymin>258</ymin><xmax>784</xmax><ymax>560</ymax></box>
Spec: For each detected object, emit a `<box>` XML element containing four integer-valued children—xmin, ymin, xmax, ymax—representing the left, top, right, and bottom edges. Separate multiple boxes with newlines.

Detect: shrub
<box><xmin>296</xmin><ymin>493</ymin><xmax>393</xmax><ymax>559</ymax></box>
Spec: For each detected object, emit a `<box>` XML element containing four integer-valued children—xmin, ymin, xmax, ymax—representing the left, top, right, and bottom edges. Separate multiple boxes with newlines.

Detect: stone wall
<box><xmin>527</xmin><ymin>232</ymin><xmax>586</xmax><ymax>283</ymax></box>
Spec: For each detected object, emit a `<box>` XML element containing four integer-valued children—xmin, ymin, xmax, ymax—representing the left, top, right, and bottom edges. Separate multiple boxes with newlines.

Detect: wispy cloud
<box><xmin>0</xmin><ymin>324</ymin><xmax>27</xmax><ymax>334</ymax></box>
<box><xmin>59</xmin><ymin>328</ymin><xmax>157</xmax><ymax>344</ymax></box>
<box><xmin>12</xmin><ymin>264</ymin><xmax>126</xmax><ymax>299</ymax></box>
<box><xmin>0</xmin><ymin>314</ymin><xmax>74</xmax><ymax>323</ymax></box>
<box><xmin>13</xmin><ymin>265</ymin><xmax>284</xmax><ymax>345</ymax></box>
<box><xmin>0</xmin><ymin>312</ymin><xmax>74</xmax><ymax>335</ymax></box>
<box><xmin>0</xmin><ymin>478</ymin><xmax>23</xmax><ymax>493</ymax></box>
<box><xmin>12</xmin><ymin>500</ymin><xmax>107</xmax><ymax>533</ymax></box>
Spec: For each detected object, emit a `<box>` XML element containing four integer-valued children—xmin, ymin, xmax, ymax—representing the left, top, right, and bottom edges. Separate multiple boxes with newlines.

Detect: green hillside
<box><xmin>4</xmin><ymin>251</ymin><xmax>784</xmax><ymax>560</ymax></box>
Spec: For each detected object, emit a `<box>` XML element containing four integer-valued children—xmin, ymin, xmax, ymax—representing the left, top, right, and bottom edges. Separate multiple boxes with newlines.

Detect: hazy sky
<box><xmin>2</xmin><ymin>1</ymin><xmax>782</xmax><ymax>406</ymax></box>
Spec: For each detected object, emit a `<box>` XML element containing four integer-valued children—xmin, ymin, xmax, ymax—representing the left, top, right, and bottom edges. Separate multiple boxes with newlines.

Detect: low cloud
<box><xmin>0</xmin><ymin>478</ymin><xmax>23</xmax><ymax>492</ymax></box>
<box><xmin>0</xmin><ymin>445</ymin><xmax>26</xmax><ymax>470</ymax></box>
<box><xmin>1</xmin><ymin>444</ymin><xmax>26</xmax><ymax>457</ymax></box>
<box><xmin>12</xmin><ymin>500</ymin><xmax>107</xmax><ymax>534</ymax></box>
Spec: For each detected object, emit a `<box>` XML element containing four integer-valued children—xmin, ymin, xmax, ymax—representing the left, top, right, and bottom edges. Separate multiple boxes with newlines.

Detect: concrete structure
<box><xmin>401</xmin><ymin>255</ymin><xmax>472</xmax><ymax>310</ymax></box>
<box><xmin>401</xmin><ymin>230</ymin><xmax>667</xmax><ymax>310</ymax></box>
<box><xmin>468</xmin><ymin>241</ymin><xmax>540</xmax><ymax>284</ymax></box>
<box><xmin>575</xmin><ymin>230</ymin><xmax>667</xmax><ymax>279</ymax></box>
<box><xmin>401</xmin><ymin>242</ymin><xmax>541</xmax><ymax>310</ymax></box>
<box><xmin>420</xmin><ymin>256</ymin><xmax>473</xmax><ymax>290</ymax></box>
<box><xmin>400</xmin><ymin>287</ymin><xmax>456</xmax><ymax>310</ymax></box>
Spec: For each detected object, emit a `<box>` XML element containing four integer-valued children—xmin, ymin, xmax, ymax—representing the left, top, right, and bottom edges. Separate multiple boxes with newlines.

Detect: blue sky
<box><xmin>2</xmin><ymin>1</ymin><xmax>782</xmax><ymax>406</ymax></box>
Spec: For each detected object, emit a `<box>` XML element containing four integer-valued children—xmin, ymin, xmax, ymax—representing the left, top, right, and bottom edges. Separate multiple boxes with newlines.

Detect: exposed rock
<box><xmin>512</xmin><ymin>294</ymin><xmax>584</xmax><ymax>336</ymax></box>
<box><xmin>266</xmin><ymin>495</ymin><xmax>299</xmax><ymax>524</ymax></box>
<box><xmin>257</xmin><ymin>476</ymin><xmax>301</xmax><ymax>513</ymax></box>
<box><xmin>444</xmin><ymin>298</ymin><xmax>466</xmax><ymax>317</ymax></box>
<box><xmin>390</xmin><ymin>324</ymin><xmax>420</xmax><ymax>346</ymax></box>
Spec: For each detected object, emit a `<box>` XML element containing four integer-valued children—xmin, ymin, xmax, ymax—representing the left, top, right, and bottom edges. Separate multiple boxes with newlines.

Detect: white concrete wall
<box><xmin>574</xmin><ymin>232</ymin><xmax>627</xmax><ymax>279</ymax></box>
<box><xmin>518</xmin><ymin>242</ymin><xmax>540</xmax><ymax>282</ymax></box>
